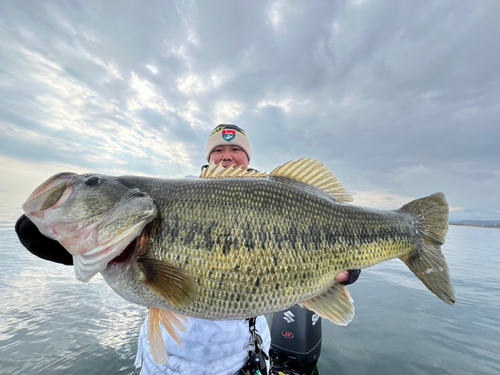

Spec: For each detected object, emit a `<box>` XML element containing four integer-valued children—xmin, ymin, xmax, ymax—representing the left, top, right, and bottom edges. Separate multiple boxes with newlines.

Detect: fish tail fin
<box><xmin>398</xmin><ymin>193</ymin><xmax>456</xmax><ymax>305</ymax></box>
<box><xmin>147</xmin><ymin>307</ymin><xmax>189</xmax><ymax>365</ymax></box>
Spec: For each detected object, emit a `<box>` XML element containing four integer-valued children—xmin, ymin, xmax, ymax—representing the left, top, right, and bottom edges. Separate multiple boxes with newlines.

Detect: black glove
<box><xmin>340</xmin><ymin>269</ymin><xmax>361</xmax><ymax>286</ymax></box>
<box><xmin>15</xmin><ymin>214</ymin><xmax>73</xmax><ymax>265</ymax></box>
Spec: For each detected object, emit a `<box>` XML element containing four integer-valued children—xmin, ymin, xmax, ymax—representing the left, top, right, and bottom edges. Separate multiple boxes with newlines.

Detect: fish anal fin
<box><xmin>301</xmin><ymin>283</ymin><xmax>355</xmax><ymax>326</ymax></box>
<box><xmin>138</xmin><ymin>258</ymin><xmax>199</xmax><ymax>309</ymax></box>
<box><xmin>270</xmin><ymin>158</ymin><xmax>353</xmax><ymax>203</ymax></box>
<box><xmin>200</xmin><ymin>162</ymin><xmax>268</xmax><ymax>179</ymax></box>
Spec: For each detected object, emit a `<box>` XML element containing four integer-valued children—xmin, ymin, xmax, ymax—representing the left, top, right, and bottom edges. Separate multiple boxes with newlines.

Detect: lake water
<box><xmin>1</xmin><ymin>205</ymin><xmax>499</xmax><ymax>375</ymax></box>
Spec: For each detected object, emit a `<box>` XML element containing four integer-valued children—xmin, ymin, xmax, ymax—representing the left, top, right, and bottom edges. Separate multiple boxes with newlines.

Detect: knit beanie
<box><xmin>205</xmin><ymin>124</ymin><xmax>252</xmax><ymax>162</ymax></box>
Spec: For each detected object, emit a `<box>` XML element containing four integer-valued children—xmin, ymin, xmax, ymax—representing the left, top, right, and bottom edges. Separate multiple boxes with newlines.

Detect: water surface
<box><xmin>1</xmin><ymin>206</ymin><xmax>499</xmax><ymax>375</ymax></box>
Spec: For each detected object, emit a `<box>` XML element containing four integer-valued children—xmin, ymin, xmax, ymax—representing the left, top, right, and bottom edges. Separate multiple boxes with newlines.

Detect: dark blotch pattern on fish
<box><xmin>120</xmin><ymin>172</ymin><xmax>447</xmax><ymax>320</ymax></box>
<box><xmin>242</xmin><ymin>222</ymin><xmax>255</xmax><ymax>250</ymax></box>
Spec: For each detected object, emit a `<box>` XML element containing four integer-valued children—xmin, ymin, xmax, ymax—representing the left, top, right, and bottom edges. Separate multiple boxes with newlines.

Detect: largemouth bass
<box><xmin>22</xmin><ymin>158</ymin><xmax>455</xmax><ymax>364</ymax></box>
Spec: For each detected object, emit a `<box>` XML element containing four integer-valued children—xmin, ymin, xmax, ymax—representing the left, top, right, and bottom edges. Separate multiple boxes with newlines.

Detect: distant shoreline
<box><xmin>449</xmin><ymin>223</ymin><xmax>500</xmax><ymax>229</ymax></box>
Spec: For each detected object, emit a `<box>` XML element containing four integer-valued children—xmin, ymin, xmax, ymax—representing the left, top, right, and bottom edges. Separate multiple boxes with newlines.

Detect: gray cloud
<box><xmin>0</xmin><ymin>0</ymin><xmax>499</xmax><ymax>211</ymax></box>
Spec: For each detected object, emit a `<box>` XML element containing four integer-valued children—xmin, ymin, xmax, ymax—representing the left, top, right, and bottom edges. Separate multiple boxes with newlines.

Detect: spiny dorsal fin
<box><xmin>199</xmin><ymin>162</ymin><xmax>268</xmax><ymax>179</ymax></box>
<box><xmin>270</xmin><ymin>158</ymin><xmax>353</xmax><ymax>203</ymax></box>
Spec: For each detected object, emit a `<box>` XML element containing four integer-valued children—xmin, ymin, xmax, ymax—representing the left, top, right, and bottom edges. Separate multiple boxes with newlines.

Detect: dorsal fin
<box><xmin>270</xmin><ymin>158</ymin><xmax>353</xmax><ymax>203</ymax></box>
<box><xmin>199</xmin><ymin>162</ymin><xmax>268</xmax><ymax>179</ymax></box>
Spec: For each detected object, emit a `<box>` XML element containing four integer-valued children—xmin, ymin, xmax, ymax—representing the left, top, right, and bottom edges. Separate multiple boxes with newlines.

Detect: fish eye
<box><xmin>84</xmin><ymin>176</ymin><xmax>102</xmax><ymax>186</ymax></box>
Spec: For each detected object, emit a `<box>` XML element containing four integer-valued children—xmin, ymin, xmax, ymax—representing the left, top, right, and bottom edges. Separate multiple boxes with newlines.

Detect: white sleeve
<box><xmin>135</xmin><ymin>315</ymin><xmax>270</xmax><ymax>375</ymax></box>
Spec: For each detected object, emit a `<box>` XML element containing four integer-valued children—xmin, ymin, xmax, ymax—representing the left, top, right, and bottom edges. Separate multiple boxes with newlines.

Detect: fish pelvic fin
<box><xmin>398</xmin><ymin>193</ymin><xmax>456</xmax><ymax>305</ymax></box>
<box><xmin>270</xmin><ymin>158</ymin><xmax>353</xmax><ymax>203</ymax></box>
<box><xmin>147</xmin><ymin>307</ymin><xmax>189</xmax><ymax>364</ymax></box>
<box><xmin>138</xmin><ymin>258</ymin><xmax>199</xmax><ymax>309</ymax></box>
<box><xmin>301</xmin><ymin>283</ymin><xmax>355</xmax><ymax>326</ymax></box>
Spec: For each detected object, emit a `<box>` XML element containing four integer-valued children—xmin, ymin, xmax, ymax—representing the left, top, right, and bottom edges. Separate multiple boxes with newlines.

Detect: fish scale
<box><xmin>23</xmin><ymin>158</ymin><xmax>454</xmax><ymax>364</ymax></box>
<box><xmin>111</xmin><ymin>175</ymin><xmax>424</xmax><ymax>319</ymax></box>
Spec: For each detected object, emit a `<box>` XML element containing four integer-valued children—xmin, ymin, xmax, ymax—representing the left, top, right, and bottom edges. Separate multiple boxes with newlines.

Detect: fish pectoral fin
<box><xmin>138</xmin><ymin>258</ymin><xmax>199</xmax><ymax>309</ymax></box>
<box><xmin>301</xmin><ymin>283</ymin><xmax>355</xmax><ymax>326</ymax></box>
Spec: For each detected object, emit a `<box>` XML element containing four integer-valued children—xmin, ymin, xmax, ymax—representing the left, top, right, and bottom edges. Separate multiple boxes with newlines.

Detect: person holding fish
<box><xmin>16</xmin><ymin>121</ymin><xmax>455</xmax><ymax>374</ymax></box>
<box><xmin>15</xmin><ymin>124</ymin><xmax>362</xmax><ymax>375</ymax></box>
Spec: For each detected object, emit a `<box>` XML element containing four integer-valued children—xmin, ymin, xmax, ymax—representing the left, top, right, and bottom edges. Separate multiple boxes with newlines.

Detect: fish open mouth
<box><xmin>23</xmin><ymin>172</ymin><xmax>76</xmax><ymax>214</ymax></box>
<box><xmin>108</xmin><ymin>225</ymin><xmax>149</xmax><ymax>265</ymax></box>
<box><xmin>108</xmin><ymin>238</ymin><xmax>137</xmax><ymax>264</ymax></box>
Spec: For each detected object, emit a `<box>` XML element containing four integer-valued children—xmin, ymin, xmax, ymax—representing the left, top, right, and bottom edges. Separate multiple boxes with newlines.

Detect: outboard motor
<box><xmin>269</xmin><ymin>305</ymin><xmax>322</xmax><ymax>375</ymax></box>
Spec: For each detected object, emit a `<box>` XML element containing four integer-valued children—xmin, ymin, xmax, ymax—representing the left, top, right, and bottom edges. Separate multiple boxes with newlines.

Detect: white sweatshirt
<box><xmin>135</xmin><ymin>315</ymin><xmax>271</xmax><ymax>375</ymax></box>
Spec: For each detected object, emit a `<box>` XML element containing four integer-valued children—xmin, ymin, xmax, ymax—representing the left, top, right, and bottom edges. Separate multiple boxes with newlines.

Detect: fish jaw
<box><xmin>22</xmin><ymin>173</ymin><xmax>76</xmax><ymax>241</ymax></box>
<box><xmin>73</xmin><ymin>220</ymin><xmax>151</xmax><ymax>282</ymax></box>
<box><xmin>69</xmin><ymin>191</ymin><xmax>158</xmax><ymax>282</ymax></box>
<box><xmin>70</xmin><ymin>188</ymin><xmax>158</xmax><ymax>282</ymax></box>
<box><xmin>23</xmin><ymin>172</ymin><xmax>76</xmax><ymax>213</ymax></box>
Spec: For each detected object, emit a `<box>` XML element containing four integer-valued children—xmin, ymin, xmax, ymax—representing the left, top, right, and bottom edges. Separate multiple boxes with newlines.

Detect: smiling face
<box><xmin>209</xmin><ymin>145</ymin><xmax>249</xmax><ymax>169</ymax></box>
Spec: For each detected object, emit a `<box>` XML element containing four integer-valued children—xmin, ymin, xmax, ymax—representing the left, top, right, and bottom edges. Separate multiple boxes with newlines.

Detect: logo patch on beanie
<box><xmin>222</xmin><ymin>129</ymin><xmax>236</xmax><ymax>141</ymax></box>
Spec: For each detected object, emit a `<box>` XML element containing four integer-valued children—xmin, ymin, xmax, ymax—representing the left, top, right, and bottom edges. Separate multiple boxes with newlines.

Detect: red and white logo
<box><xmin>222</xmin><ymin>129</ymin><xmax>236</xmax><ymax>141</ymax></box>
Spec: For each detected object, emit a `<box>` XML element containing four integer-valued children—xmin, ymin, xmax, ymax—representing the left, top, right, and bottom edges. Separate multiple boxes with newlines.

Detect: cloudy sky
<box><xmin>0</xmin><ymin>0</ymin><xmax>499</xmax><ymax>212</ymax></box>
